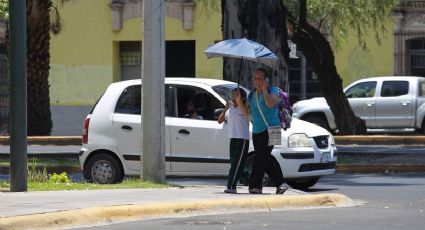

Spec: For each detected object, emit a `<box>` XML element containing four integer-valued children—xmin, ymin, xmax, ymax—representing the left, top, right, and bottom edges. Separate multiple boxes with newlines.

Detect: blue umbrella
<box><xmin>204</xmin><ymin>38</ymin><xmax>279</xmax><ymax>68</ymax></box>
<box><xmin>204</xmin><ymin>38</ymin><xmax>279</xmax><ymax>85</ymax></box>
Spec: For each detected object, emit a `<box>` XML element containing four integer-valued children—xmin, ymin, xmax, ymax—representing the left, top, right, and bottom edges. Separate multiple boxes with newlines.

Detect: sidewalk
<box><xmin>0</xmin><ymin>186</ymin><xmax>352</xmax><ymax>229</ymax></box>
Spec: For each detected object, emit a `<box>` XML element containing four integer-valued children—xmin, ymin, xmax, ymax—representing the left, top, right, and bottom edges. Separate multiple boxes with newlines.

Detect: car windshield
<box><xmin>212</xmin><ymin>84</ymin><xmax>250</xmax><ymax>101</ymax></box>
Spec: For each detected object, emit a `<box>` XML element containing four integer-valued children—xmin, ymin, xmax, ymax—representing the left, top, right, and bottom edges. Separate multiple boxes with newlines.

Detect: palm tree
<box><xmin>26</xmin><ymin>0</ymin><xmax>53</xmax><ymax>135</ymax></box>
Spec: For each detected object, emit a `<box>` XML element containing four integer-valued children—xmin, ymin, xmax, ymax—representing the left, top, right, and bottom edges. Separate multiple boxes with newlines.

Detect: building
<box><xmin>1</xmin><ymin>0</ymin><xmax>424</xmax><ymax>135</ymax></box>
<box><xmin>49</xmin><ymin>0</ymin><xmax>222</xmax><ymax>135</ymax></box>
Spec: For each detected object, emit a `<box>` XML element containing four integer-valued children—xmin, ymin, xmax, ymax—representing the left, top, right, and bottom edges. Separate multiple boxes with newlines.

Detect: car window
<box><xmin>115</xmin><ymin>85</ymin><xmax>141</xmax><ymax>114</ymax></box>
<box><xmin>420</xmin><ymin>82</ymin><xmax>425</xmax><ymax>97</ymax></box>
<box><xmin>115</xmin><ymin>84</ymin><xmax>177</xmax><ymax>116</ymax></box>
<box><xmin>381</xmin><ymin>81</ymin><xmax>409</xmax><ymax>97</ymax></box>
<box><xmin>176</xmin><ymin>86</ymin><xmax>224</xmax><ymax>121</ymax></box>
<box><xmin>166</xmin><ymin>85</ymin><xmax>177</xmax><ymax>117</ymax></box>
<box><xmin>345</xmin><ymin>81</ymin><xmax>376</xmax><ymax>98</ymax></box>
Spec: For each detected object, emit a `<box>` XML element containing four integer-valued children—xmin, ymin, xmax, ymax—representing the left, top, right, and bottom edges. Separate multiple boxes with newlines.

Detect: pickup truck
<box><xmin>292</xmin><ymin>76</ymin><xmax>425</xmax><ymax>133</ymax></box>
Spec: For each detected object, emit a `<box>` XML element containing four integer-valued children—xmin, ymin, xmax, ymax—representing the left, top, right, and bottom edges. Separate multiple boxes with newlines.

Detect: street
<box><xmin>73</xmin><ymin>173</ymin><xmax>425</xmax><ymax>230</ymax></box>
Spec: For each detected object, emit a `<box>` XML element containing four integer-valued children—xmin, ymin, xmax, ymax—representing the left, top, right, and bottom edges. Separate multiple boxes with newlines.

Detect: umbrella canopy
<box><xmin>204</xmin><ymin>38</ymin><xmax>279</xmax><ymax>68</ymax></box>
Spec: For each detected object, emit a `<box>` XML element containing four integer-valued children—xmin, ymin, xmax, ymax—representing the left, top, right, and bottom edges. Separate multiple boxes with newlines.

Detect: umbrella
<box><xmin>204</xmin><ymin>38</ymin><xmax>279</xmax><ymax>85</ymax></box>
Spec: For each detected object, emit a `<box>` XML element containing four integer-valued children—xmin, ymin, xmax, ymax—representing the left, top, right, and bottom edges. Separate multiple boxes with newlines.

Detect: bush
<box><xmin>49</xmin><ymin>172</ymin><xmax>71</xmax><ymax>184</ymax></box>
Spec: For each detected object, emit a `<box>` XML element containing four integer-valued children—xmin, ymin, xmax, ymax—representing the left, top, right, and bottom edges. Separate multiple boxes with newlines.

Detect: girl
<box><xmin>218</xmin><ymin>88</ymin><xmax>249</xmax><ymax>194</ymax></box>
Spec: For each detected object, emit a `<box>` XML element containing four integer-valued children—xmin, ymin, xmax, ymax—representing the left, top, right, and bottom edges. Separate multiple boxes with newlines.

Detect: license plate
<box><xmin>321</xmin><ymin>152</ymin><xmax>331</xmax><ymax>163</ymax></box>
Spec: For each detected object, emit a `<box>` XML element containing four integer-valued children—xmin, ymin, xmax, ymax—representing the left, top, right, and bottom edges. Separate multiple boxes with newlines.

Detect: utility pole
<box><xmin>141</xmin><ymin>0</ymin><xmax>165</xmax><ymax>183</ymax></box>
<box><xmin>9</xmin><ymin>0</ymin><xmax>28</xmax><ymax>192</ymax></box>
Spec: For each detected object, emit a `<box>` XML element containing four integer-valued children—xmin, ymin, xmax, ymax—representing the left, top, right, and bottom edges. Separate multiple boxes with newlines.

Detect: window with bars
<box><xmin>407</xmin><ymin>38</ymin><xmax>425</xmax><ymax>76</ymax></box>
<box><xmin>120</xmin><ymin>42</ymin><xmax>141</xmax><ymax>67</ymax></box>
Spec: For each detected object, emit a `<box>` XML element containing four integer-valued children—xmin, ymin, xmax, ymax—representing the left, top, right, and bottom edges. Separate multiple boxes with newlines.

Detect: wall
<box><xmin>49</xmin><ymin>0</ymin><xmax>222</xmax><ymax>135</ymax></box>
<box><xmin>334</xmin><ymin>20</ymin><xmax>394</xmax><ymax>88</ymax></box>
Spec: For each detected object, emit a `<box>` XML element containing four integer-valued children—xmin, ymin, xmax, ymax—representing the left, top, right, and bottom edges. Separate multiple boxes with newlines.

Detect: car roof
<box><xmin>111</xmin><ymin>77</ymin><xmax>238</xmax><ymax>88</ymax></box>
<box><xmin>358</xmin><ymin>76</ymin><xmax>425</xmax><ymax>82</ymax></box>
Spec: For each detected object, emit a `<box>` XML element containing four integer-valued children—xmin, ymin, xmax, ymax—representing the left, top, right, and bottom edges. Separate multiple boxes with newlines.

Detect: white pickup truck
<box><xmin>292</xmin><ymin>76</ymin><xmax>425</xmax><ymax>133</ymax></box>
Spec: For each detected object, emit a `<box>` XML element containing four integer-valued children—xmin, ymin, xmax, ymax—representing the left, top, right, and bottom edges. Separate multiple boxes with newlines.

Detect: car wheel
<box><xmin>244</xmin><ymin>154</ymin><xmax>273</xmax><ymax>187</ymax></box>
<box><xmin>84</xmin><ymin>153</ymin><xmax>124</xmax><ymax>184</ymax></box>
<box><xmin>304</xmin><ymin>116</ymin><xmax>329</xmax><ymax>130</ymax></box>
<box><xmin>286</xmin><ymin>177</ymin><xmax>320</xmax><ymax>190</ymax></box>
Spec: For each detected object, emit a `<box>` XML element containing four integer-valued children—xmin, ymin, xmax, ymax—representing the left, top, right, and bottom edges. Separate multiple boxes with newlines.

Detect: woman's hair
<box><xmin>255</xmin><ymin>67</ymin><xmax>268</xmax><ymax>79</ymax></box>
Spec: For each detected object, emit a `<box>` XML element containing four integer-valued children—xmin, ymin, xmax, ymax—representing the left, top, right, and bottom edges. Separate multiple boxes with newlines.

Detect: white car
<box><xmin>79</xmin><ymin>78</ymin><xmax>337</xmax><ymax>189</ymax></box>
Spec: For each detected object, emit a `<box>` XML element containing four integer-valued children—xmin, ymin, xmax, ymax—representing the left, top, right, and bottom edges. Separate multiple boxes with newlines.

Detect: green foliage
<box><xmin>286</xmin><ymin>0</ymin><xmax>399</xmax><ymax>49</ymax></box>
<box><xmin>195</xmin><ymin>0</ymin><xmax>220</xmax><ymax>17</ymax></box>
<box><xmin>49</xmin><ymin>172</ymin><xmax>71</xmax><ymax>183</ymax></box>
<box><xmin>0</xmin><ymin>0</ymin><xmax>8</xmax><ymax>20</ymax></box>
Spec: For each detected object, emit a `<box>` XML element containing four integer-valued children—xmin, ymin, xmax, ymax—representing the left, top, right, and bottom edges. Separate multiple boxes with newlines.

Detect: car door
<box><xmin>375</xmin><ymin>80</ymin><xmax>414</xmax><ymax>128</ymax></box>
<box><xmin>168</xmin><ymin>85</ymin><xmax>230</xmax><ymax>174</ymax></box>
<box><xmin>345</xmin><ymin>81</ymin><xmax>377</xmax><ymax>128</ymax></box>
<box><xmin>112</xmin><ymin>85</ymin><xmax>172</xmax><ymax>171</ymax></box>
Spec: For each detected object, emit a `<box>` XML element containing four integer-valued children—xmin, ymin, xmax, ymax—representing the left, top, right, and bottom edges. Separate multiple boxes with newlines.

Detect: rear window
<box><xmin>381</xmin><ymin>81</ymin><xmax>409</xmax><ymax>97</ymax></box>
<box><xmin>115</xmin><ymin>85</ymin><xmax>141</xmax><ymax>114</ymax></box>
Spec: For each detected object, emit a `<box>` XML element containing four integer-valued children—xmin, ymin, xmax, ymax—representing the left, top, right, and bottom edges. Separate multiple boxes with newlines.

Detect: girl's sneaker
<box><xmin>224</xmin><ymin>188</ymin><xmax>237</xmax><ymax>194</ymax></box>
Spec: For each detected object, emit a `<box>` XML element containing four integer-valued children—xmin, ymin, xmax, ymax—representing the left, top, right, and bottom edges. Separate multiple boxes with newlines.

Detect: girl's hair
<box><xmin>232</xmin><ymin>87</ymin><xmax>247</xmax><ymax>103</ymax></box>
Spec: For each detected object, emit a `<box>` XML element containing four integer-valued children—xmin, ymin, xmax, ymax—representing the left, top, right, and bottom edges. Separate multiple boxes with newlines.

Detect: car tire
<box><xmin>244</xmin><ymin>154</ymin><xmax>274</xmax><ymax>187</ymax></box>
<box><xmin>84</xmin><ymin>153</ymin><xmax>124</xmax><ymax>184</ymax></box>
<box><xmin>304</xmin><ymin>116</ymin><xmax>330</xmax><ymax>131</ymax></box>
<box><xmin>286</xmin><ymin>177</ymin><xmax>320</xmax><ymax>190</ymax></box>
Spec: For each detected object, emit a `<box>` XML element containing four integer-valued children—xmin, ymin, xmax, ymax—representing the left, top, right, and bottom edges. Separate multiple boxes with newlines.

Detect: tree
<box><xmin>1</xmin><ymin>0</ymin><xmax>66</xmax><ymax>135</ymax></box>
<box><xmin>200</xmin><ymin>0</ymin><xmax>397</xmax><ymax>135</ymax></box>
<box><xmin>220</xmin><ymin>0</ymin><xmax>290</xmax><ymax>89</ymax></box>
<box><xmin>26</xmin><ymin>0</ymin><xmax>53</xmax><ymax>135</ymax></box>
<box><xmin>285</xmin><ymin>0</ymin><xmax>397</xmax><ymax>134</ymax></box>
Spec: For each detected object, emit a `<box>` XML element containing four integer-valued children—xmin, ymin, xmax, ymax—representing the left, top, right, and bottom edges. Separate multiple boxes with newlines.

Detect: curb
<box><xmin>0</xmin><ymin>193</ymin><xmax>352</xmax><ymax>230</ymax></box>
<box><xmin>336</xmin><ymin>164</ymin><xmax>425</xmax><ymax>174</ymax></box>
<box><xmin>334</xmin><ymin>136</ymin><xmax>425</xmax><ymax>145</ymax></box>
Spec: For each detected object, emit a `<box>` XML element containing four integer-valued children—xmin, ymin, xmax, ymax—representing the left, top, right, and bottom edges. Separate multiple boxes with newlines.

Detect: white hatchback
<box><xmin>79</xmin><ymin>78</ymin><xmax>337</xmax><ymax>189</ymax></box>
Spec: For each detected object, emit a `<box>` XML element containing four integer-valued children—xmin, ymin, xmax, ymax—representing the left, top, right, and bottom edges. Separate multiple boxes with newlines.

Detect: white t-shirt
<box><xmin>224</xmin><ymin>105</ymin><xmax>250</xmax><ymax>140</ymax></box>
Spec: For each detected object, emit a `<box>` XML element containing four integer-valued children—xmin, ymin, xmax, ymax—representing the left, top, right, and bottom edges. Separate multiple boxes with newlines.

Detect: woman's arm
<box><xmin>262</xmin><ymin>84</ymin><xmax>279</xmax><ymax>108</ymax></box>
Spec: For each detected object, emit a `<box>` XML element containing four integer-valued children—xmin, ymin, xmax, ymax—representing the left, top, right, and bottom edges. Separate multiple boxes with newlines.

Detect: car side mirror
<box><xmin>213</xmin><ymin>108</ymin><xmax>224</xmax><ymax>119</ymax></box>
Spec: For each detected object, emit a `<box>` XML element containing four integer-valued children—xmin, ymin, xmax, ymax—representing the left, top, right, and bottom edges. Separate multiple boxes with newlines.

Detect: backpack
<box><xmin>248</xmin><ymin>87</ymin><xmax>293</xmax><ymax>130</ymax></box>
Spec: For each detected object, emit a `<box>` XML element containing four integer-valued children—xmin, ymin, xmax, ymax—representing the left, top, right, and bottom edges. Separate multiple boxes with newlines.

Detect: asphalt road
<box><xmin>73</xmin><ymin>173</ymin><xmax>425</xmax><ymax>230</ymax></box>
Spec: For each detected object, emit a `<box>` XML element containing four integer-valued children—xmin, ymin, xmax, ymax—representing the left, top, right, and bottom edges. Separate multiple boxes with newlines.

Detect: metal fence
<box><xmin>0</xmin><ymin>45</ymin><xmax>8</xmax><ymax>135</ymax></box>
<box><xmin>394</xmin><ymin>30</ymin><xmax>425</xmax><ymax>77</ymax></box>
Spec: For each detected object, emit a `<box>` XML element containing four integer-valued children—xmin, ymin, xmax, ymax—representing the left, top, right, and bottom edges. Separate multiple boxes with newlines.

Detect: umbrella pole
<box><xmin>237</xmin><ymin>58</ymin><xmax>243</xmax><ymax>87</ymax></box>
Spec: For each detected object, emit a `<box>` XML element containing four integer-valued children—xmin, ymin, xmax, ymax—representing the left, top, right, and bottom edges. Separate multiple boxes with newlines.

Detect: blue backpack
<box><xmin>248</xmin><ymin>87</ymin><xmax>293</xmax><ymax>130</ymax></box>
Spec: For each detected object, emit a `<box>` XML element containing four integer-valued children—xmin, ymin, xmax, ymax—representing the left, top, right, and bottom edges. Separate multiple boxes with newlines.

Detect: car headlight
<box><xmin>288</xmin><ymin>134</ymin><xmax>312</xmax><ymax>148</ymax></box>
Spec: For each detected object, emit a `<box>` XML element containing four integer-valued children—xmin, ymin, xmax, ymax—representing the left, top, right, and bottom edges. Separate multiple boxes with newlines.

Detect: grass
<box><xmin>0</xmin><ymin>158</ymin><xmax>79</xmax><ymax>167</ymax></box>
<box><xmin>0</xmin><ymin>178</ymin><xmax>170</xmax><ymax>192</ymax></box>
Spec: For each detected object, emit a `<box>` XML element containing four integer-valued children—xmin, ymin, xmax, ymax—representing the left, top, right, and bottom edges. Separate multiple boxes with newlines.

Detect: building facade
<box><xmin>49</xmin><ymin>0</ymin><xmax>222</xmax><ymax>135</ymax></box>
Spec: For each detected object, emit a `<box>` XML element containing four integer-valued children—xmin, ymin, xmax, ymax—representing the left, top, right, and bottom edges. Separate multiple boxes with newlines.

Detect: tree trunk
<box><xmin>221</xmin><ymin>0</ymin><xmax>289</xmax><ymax>90</ymax></box>
<box><xmin>287</xmin><ymin>5</ymin><xmax>366</xmax><ymax>134</ymax></box>
<box><xmin>26</xmin><ymin>0</ymin><xmax>53</xmax><ymax>135</ymax></box>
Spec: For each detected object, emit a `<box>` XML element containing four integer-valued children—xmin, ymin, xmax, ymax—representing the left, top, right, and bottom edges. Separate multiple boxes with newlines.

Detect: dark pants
<box><xmin>227</xmin><ymin>138</ymin><xmax>249</xmax><ymax>189</ymax></box>
<box><xmin>249</xmin><ymin>130</ymin><xmax>284</xmax><ymax>190</ymax></box>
